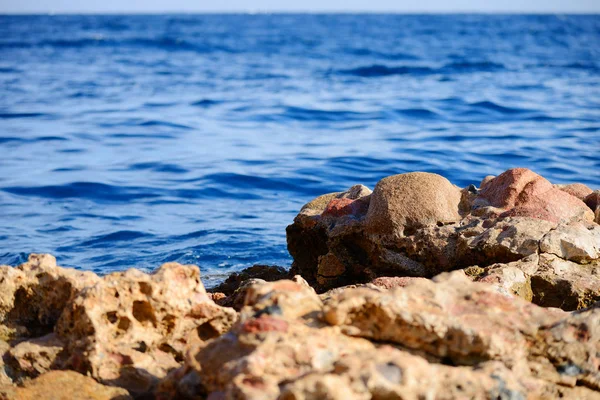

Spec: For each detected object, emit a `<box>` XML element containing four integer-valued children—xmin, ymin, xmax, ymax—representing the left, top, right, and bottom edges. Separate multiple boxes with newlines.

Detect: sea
<box><xmin>0</xmin><ymin>14</ymin><xmax>599</xmax><ymax>285</ymax></box>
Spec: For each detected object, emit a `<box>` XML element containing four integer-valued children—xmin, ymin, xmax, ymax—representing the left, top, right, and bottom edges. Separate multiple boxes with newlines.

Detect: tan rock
<box><xmin>6</xmin><ymin>333</ymin><xmax>64</xmax><ymax>382</ymax></box>
<box><xmin>0</xmin><ymin>254</ymin><xmax>100</xmax><ymax>340</ymax></box>
<box><xmin>540</xmin><ymin>223</ymin><xmax>600</xmax><ymax>263</ymax></box>
<box><xmin>366</xmin><ymin>172</ymin><xmax>462</xmax><ymax>237</ymax></box>
<box><xmin>0</xmin><ymin>339</ymin><xmax>12</xmax><ymax>387</ymax></box>
<box><xmin>531</xmin><ymin>254</ymin><xmax>600</xmax><ymax>311</ymax></box>
<box><xmin>473</xmin><ymin>260</ymin><xmax>534</xmax><ymax>301</ymax></box>
<box><xmin>55</xmin><ymin>262</ymin><xmax>237</xmax><ymax>396</ymax></box>
<box><xmin>0</xmin><ymin>370</ymin><xmax>131</xmax><ymax>400</ymax></box>
<box><xmin>323</xmin><ymin>271</ymin><xmax>563</xmax><ymax>364</ymax></box>
<box><xmin>279</xmin><ymin>348</ymin><xmax>528</xmax><ymax>400</ymax></box>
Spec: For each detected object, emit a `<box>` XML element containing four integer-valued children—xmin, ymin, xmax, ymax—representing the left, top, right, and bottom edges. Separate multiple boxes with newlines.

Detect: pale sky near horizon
<box><xmin>1</xmin><ymin>0</ymin><xmax>599</xmax><ymax>14</ymax></box>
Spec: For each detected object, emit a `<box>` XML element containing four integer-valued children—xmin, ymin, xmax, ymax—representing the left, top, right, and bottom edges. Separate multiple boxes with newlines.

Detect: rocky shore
<box><xmin>1</xmin><ymin>168</ymin><xmax>600</xmax><ymax>399</ymax></box>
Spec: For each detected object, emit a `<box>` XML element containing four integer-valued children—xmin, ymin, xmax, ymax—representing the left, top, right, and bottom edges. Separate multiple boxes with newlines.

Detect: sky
<box><xmin>1</xmin><ymin>0</ymin><xmax>599</xmax><ymax>14</ymax></box>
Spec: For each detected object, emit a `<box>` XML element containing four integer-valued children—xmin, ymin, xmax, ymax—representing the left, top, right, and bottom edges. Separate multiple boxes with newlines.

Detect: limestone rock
<box><xmin>279</xmin><ymin>348</ymin><xmax>527</xmax><ymax>400</ymax></box>
<box><xmin>365</xmin><ymin>172</ymin><xmax>462</xmax><ymax>237</ymax></box>
<box><xmin>5</xmin><ymin>333</ymin><xmax>64</xmax><ymax>382</ymax></box>
<box><xmin>0</xmin><ymin>370</ymin><xmax>131</xmax><ymax>400</ymax></box>
<box><xmin>55</xmin><ymin>262</ymin><xmax>237</xmax><ymax>395</ymax></box>
<box><xmin>540</xmin><ymin>223</ymin><xmax>600</xmax><ymax>263</ymax></box>
<box><xmin>0</xmin><ymin>339</ymin><xmax>12</xmax><ymax>387</ymax></box>
<box><xmin>531</xmin><ymin>254</ymin><xmax>600</xmax><ymax>310</ymax></box>
<box><xmin>0</xmin><ymin>254</ymin><xmax>100</xmax><ymax>340</ymax></box>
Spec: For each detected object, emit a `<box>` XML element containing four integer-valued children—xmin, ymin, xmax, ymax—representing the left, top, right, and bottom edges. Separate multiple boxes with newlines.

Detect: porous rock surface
<box><xmin>158</xmin><ymin>273</ymin><xmax>600</xmax><ymax>399</ymax></box>
<box><xmin>287</xmin><ymin>168</ymin><xmax>600</xmax><ymax>306</ymax></box>
<box><xmin>0</xmin><ymin>256</ymin><xmax>236</xmax><ymax>398</ymax></box>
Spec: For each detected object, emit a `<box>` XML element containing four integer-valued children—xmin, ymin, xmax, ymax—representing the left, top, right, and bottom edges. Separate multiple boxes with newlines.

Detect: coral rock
<box><xmin>55</xmin><ymin>262</ymin><xmax>237</xmax><ymax>395</ymax></box>
<box><xmin>557</xmin><ymin>183</ymin><xmax>594</xmax><ymax>201</ymax></box>
<box><xmin>0</xmin><ymin>254</ymin><xmax>100</xmax><ymax>340</ymax></box>
<box><xmin>5</xmin><ymin>333</ymin><xmax>64</xmax><ymax>382</ymax></box>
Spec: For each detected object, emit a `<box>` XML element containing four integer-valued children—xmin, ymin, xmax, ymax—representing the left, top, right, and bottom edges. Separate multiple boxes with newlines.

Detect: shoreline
<box><xmin>1</xmin><ymin>167</ymin><xmax>600</xmax><ymax>399</ymax></box>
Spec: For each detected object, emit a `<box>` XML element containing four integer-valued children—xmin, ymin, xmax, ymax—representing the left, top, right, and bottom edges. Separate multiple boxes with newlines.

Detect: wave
<box><xmin>2</xmin><ymin>182</ymin><xmax>162</xmax><ymax>202</ymax></box>
<box><xmin>0</xmin><ymin>37</ymin><xmax>236</xmax><ymax>53</ymax></box>
<box><xmin>338</xmin><ymin>64</ymin><xmax>435</xmax><ymax>77</ymax></box>
<box><xmin>468</xmin><ymin>101</ymin><xmax>533</xmax><ymax>114</ymax></box>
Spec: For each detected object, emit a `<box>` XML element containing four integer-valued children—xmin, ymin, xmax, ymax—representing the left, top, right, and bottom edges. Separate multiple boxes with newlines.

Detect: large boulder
<box><xmin>365</xmin><ymin>172</ymin><xmax>462</xmax><ymax>237</ymax></box>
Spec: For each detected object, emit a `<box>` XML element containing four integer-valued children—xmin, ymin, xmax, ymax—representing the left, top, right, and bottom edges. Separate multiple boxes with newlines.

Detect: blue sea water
<box><xmin>0</xmin><ymin>14</ymin><xmax>599</xmax><ymax>285</ymax></box>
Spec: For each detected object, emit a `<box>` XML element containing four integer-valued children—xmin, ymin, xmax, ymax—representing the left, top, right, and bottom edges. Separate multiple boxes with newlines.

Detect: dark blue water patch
<box><xmin>2</xmin><ymin>182</ymin><xmax>163</xmax><ymax>203</ymax></box>
<box><xmin>77</xmin><ymin>230</ymin><xmax>154</xmax><ymax>247</ymax></box>
<box><xmin>394</xmin><ymin>108</ymin><xmax>441</xmax><ymax>120</ymax></box>
<box><xmin>0</xmin><ymin>112</ymin><xmax>50</xmax><ymax>119</ymax></box>
<box><xmin>276</xmin><ymin>106</ymin><xmax>384</xmax><ymax>122</ymax></box>
<box><xmin>128</xmin><ymin>162</ymin><xmax>189</xmax><ymax>174</ymax></box>
<box><xmin>468</xmin><ymin>101</ymin><xmax>533</xmax><ymax>114</ymax></box>
<box><xmin>338</xmin><ymin>64</ymin><xmax>435</xmax><ymax>77</ymax></box>
<box><xmin>201</xmin><ymin>173</ymin><xmax>326</xmax><ymax>195</ymax></box>
<box><xmin>191</xmin><ymin>99</ymin><xmax>222</xmax><ymax>107</ymax></box>
<box><xmin>344</xmin><ymin>47</ymin><xmax>420</xmax><ymax>61</ymax></box>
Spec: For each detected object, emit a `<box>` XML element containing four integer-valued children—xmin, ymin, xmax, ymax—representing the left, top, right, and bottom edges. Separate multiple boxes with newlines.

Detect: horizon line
<box><xmin>1</xmin><ymin>10</ymin><xmax>600</xmax><ymax>15</ymax></box>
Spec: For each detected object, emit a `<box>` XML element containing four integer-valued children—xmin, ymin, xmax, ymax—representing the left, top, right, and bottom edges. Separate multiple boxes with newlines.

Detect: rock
<box><xmin>55</xmin><ymin>262</ymin><xmax>237</xmax><ymax>396</ymax></box>
<box><xmin>368</xmin><ymin>276</ymin><xmax>428</xmax><ymax>289</ymax></box>
<box><xmin>323</xmin><ymin>271</ymin><xmax>563</xmax><ymax>364</ymax></box>
<box><xmin>0</xmin><ymin>254</ymin><xmax>100</xmax><ymax>340</ymax></box>
<box><xmin>540</xmin><ymin>223</ymin><xmax>600</xmax><ymax>263</ymax></box>
<box><xmin>472</xmin><ymin>257</ymin><xmax>536</xmax><ymax>301</ymax></box>
<box><xmin>0</xmin><ymin>370</ymin><xmax>131</xmax><ymax>400</ymax></box>
<box><xmin>5</xmin><ymin>333</ymin><xmax>64</xmax><ymax>382</ymax></box>
<box><xmin>209</xmin><ymin>264</ymin><xmax>289</xmax><ymax>296</ymax></box>
<box><xmin>279</xmin><ymin>348</ymin><xmax>527</xmax><ymax>400</ymax></box>
<box><xmin>0</xmin><ymin>339</ymin><xmax>12</xmax><ymax>387</ymax></box>
<box><xmin>531</xmin><ymin>254</ymin><xmax>600</xmax><ymax>311</ymax></box>
<box><xmin>585</xmin><ymin>190</ymin><xmax>600</xmax><ymax>211</ymax></box>
<box><xmin>170</xmin><ymin>274</ymin><xmax>599</xmax><ymax>399</ymax></box>
<box><xmin>477</xmin><ymin>168</ymin><xmax>594</xmax><ymax>223</ymax></box>
<box><xmin>557</xmin><ymin>183</ymin><xmax>594</xmax><ymax>201</ymax></box>
<box><xmin>288</xmin><ymin>169</ymin><xmax>599</xmax><ymax>294</ymax></box>
<box><xmin>365</xmin><ymin>172</ymin><xmax>462</xmax><ymax>237</ymax></box>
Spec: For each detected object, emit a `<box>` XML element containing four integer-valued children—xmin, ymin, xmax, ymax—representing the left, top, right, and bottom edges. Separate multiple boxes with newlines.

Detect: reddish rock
<box><xmin>322</xmin><ymin>198</ymin><xmax>368</xmax><ymax>218</ymax></box>
<box><xmin>478</xmin><ymin>168</ymin><xmax>593</xmax><ymax>223</ymax></box>
<box><xmin>241</xmin><ymin>316</ymin><xmax>289</xmax><ymax>334</ymax></box>
<box><xmin>558</xmin><ymin>183</ymin><xmax>594</xmax><ymax>201</ymax></box>
<box><xmin>369</xmin><ymin>276</ymin><xmax>427</xmax><ymax>289</ymax></box>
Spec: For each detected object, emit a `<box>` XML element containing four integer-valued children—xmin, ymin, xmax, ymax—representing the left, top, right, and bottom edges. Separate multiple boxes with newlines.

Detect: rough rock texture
<box><xmin>5</xmin><ymin>333</ymin><xmax>65</xmax><ymax>383</ymax></box>
<box><xmin>0</xmin><ymin>254</ymin><xmax>100</xmax><ymax>340</ymax></box>
<box><xmin>0</xmin><ymin>370</ymin><xmax>131</xmax><ymax>400</ymax></box>
<box><xmin>0</xmin><ymin>339</ymin><xmax>12</xmax><ymax>387</ymax></box>
<box><xmin>365</xmin><ymin>172</ymin><xmax>462</xmax><ymax>237</ymax></box>
<box><xmin>557</xmin><ymin>183</ymin><xmax>594</xmax><ymax>201</ymax></box>
<box><xmin>477</xmin><ymin>168</ymin><xmax>594</xmax><ymax>223</ymax></box>
<box><xmin>158</xmin><ymin>273</ymin><xmax>600</xmax><ymax>399</ymax></box>
<box><xmin>55</xmin><ymin>262</ymin><xmax>237</xmax><ymax>396</ymax></box>
<box><xmin>287</xmin><ymin>168</ymin><xmax>600</xmax><ymax>300</ymax></box>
